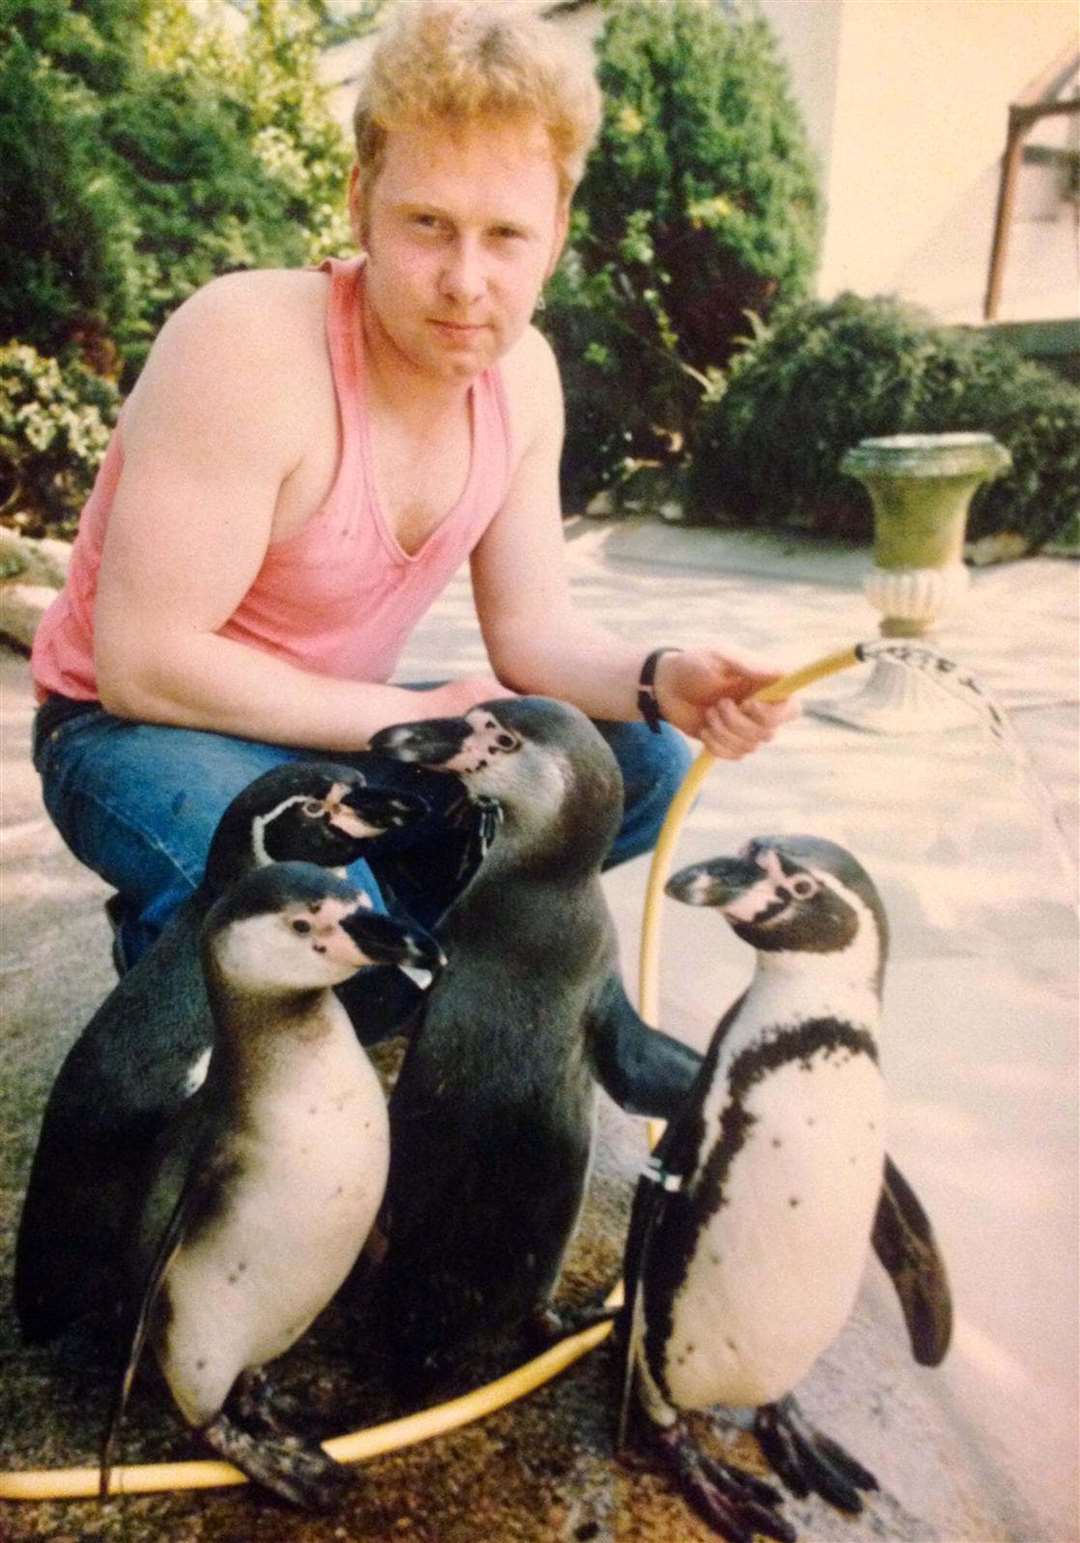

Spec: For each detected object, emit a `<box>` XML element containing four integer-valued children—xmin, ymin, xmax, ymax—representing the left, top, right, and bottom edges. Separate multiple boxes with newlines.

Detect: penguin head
<box><xmin>371</xmin><ymin>698</ymin><xmax>622</xmax><ymax>866</ymax></box>
<box><xmin>203</xmin><ymin>763</ymin><xmax>428</xmax><ymax>893</ymax></box>
<box><xmin>667</xmin><ymin>835</ymin><xmax>888</xmax><ymax>985</ymax></box>
<box><xmin>202</xmin><ymin>861</ymin><xmax>445</xmax><ymax>997</ymax></box>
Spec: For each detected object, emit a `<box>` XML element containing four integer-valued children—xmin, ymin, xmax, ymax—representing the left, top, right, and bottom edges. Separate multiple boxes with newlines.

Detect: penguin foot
<box><xmin>653</xmin><ymin>1424</ymin><xmax>796</xmax><ymax>1543</ymax></box>
<box><xmin>525</xmin><ymin>1298</ymin><xmax>620</xmax><ymax>1348</ymax></box>
<box><xmin>201</xmin><ymin>1412</ymin><xmax>354</xmax><ymax>1510</ymax></box>
<box><xmin>229</xmin><ymin>1368</ymin><xmax>313</xmax><ymax>1440</ymax></box>
<box><xmin>754</xmin><ymin>1396</ymin><xmax>878</xmax><ymax>1514</ymax></box>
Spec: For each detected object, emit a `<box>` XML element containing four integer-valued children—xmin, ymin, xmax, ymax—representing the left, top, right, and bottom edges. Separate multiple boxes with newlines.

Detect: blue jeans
<box><xmin>33</xmin><ymin>696</ymin><xmax>692</xmax><ymax>969</ymax></box>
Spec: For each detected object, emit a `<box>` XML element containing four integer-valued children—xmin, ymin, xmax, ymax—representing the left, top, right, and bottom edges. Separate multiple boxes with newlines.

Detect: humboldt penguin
<box><xmin>617</xmin><ymin>835</ymin><xmax>951</xmax><ymax>1542</ymax></box>
<box><xmin>15</xmin><ymin>762</ymin><xmax>427</xmax><ymax>1346</ymax></box>
<box><xmin>100</xmin><ymin>861</ymin><xmax>443</xmax><ymax>1509</ymax></box>
<box><xmin>368</xmin><ymin>698</ymin><xmax>703</xmax><ymax>1370</ymax></box>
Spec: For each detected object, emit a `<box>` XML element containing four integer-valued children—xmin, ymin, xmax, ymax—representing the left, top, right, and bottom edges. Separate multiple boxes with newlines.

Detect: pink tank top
<box><xmin>31</xmin><ymin>257</ymin><xmax>513</xmax><ymax>702</ymax></box>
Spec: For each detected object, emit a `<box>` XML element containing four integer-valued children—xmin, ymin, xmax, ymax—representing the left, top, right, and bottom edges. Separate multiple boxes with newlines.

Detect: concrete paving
<box><xmin>1</xmin><ymin>520</ymin><xmax>1077</xmax><ymax>1542</ymax></box>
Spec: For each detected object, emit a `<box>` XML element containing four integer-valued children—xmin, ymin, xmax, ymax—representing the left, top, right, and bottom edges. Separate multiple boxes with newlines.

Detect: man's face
<box><xmin>351</xmin><ymin>114</ymin><xmax>568</xmax><ymax>384</ymax></box>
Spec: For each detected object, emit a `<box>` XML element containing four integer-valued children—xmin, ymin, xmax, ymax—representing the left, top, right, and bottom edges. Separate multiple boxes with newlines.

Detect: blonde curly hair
<box><xmin>353</xmin><ymin>0</ymin><xmax>602</xmax><ymax>202</ymax></box>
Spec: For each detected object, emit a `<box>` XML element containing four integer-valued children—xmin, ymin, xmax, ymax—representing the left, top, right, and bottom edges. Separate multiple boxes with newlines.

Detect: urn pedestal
<box><xmin>812</xmin><ymin>432</ymin><xmax>1012</xmax><ymax>734</ymax></box>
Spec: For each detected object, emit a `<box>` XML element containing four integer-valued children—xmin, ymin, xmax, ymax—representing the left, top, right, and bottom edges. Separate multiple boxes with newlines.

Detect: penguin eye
<box><xmin>494</xmin><ymin>732</ymin><xmax>518</xmax><ymax>752</ymax></box>
<box><xmin>301</xmin><ymin>799</ymin><xmax>325</xmax><ymax>817</ymax></box>
<box><xmin>291</xmin><ymin>918</ymin><xmax>313</xmax><ymax>935</ymax></box>
<box><xmin>790</xmin><ymin>876</ymin><xmax>816</xmax><ymax>900</ymax></box>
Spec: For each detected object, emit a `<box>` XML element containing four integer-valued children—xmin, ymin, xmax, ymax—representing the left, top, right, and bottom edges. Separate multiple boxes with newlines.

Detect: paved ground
<box><xmin>1</xmin><ymin>519</ymin><xmax>1076</xmax><ymax>1542</ymax></box>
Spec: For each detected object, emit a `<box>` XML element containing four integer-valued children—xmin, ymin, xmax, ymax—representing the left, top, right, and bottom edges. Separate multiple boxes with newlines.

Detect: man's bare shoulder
<box><xmin>125</xmin><ymin>268</ymin><xmax>332</xmax><ymax>443</ymax></box>
<box><xmin>498</xmin><ymin>323</ymin><xmax>563</xmax><ymax>457</ymax></box>
<box><xmin>151</xmin><ymin>268</ymin><xmax>328</xmax><ymax>372</ymax></box>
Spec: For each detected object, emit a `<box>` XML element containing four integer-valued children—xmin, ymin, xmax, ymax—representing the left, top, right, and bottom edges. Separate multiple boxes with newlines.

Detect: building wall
<box><xmin>768</xmin><ymin>0</ymin><xmax>1078</xmax><ymax>321</ymax></box>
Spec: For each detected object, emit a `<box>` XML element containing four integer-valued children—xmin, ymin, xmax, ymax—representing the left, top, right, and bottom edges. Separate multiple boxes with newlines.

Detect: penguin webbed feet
<box><xmin>524</xmin><ymin>1294</ymin><xmax>621</xmax><ymax>1349</ymax></box>
<box><xmin>228</xmin><ymin>1366</ymin><xmax>318</xmax><ymax>1441</ymax></box>
<box><xmin>200</xmin><ymin>1405</ymin><xmax>354</xmax><ymax>1512</ymax></box>
<box><xmin>651</xmin><ymin>1422</ymin><xmax>796</xmax><ymax>1543</ymax></box>
<box><xmin>753</xmin><ymin>1395</ymin><xmax>877</xmax><ymax>1514</ymax></box>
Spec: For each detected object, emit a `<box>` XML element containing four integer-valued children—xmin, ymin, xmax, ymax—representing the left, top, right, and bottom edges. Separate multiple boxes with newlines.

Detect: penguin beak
<box><xmin>341</xmin><ymin>786</ymin><xmax>429</xmax><ymax>832</ymax></box>
<box><xmin>370</xmin><ymin>718</ymin><xmax>472</xmax><ymax>770</ymax></box>
<box><xmin>666</xmin><ymin>855</ymin><xmax>764</xmax><ymax>909</ymax></box>
<box><xmin>339</xmin><ymin>908</ymin><xmax>446</xmax><ymax>973</ymax></box>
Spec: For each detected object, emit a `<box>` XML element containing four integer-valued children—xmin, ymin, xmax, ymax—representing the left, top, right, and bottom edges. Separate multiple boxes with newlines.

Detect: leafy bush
<box><xmin>543</xmin><ymin>0</ymin><xmax>822</xmax><ymax>506</ymax></box>
<box><xmin>1</xmin><ymin>0</ymin><xmax>354</xmax><ymax>384</ymax></box>
<box><xmin>0</xmin><ymin>343</ymin><xmax>120</xmax><ymax>537</ymax></box>
<box><xmin>0</xmin><ymin>31</ymin><xmax>141</xmax><ymax>369</ymax></box>
<box><xmin>143</xmin><ymin>0</ymin><xmax>355</xmax><ymax>269</ymax></box>
<box><xmin>687</xmin><ymin>293</ymin><xmax>1080</xmax><ymax>557</ymax></box>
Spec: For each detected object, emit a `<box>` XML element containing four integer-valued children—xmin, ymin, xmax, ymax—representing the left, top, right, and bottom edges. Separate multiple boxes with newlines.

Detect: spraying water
<box><xmin>854</xmin><ymin>640</ymin><xmax>1011</xmax><ymax>740</ymax></box>
<box><xmin>851</xmin><ymin>639</ymin><xmax>1074</xmax><ymax>885</ymax></box>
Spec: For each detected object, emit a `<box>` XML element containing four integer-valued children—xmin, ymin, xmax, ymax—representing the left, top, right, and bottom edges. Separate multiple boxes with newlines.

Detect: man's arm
<box><xmin>94</xmin><ymin>273</ymin><xmax>502</xmax><ymax>751</ymax></box>
<box><xmin>471</xmin><ymin>329</ymin><xmax>795</xmax><ymax>759</ymax></box>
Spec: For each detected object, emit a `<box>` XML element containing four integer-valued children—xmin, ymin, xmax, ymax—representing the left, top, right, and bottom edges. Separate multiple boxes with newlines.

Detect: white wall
<box><xmin>760</xmin><ymin>0</ymin><xmax>1078</xmax><ymax>321</ymax></box>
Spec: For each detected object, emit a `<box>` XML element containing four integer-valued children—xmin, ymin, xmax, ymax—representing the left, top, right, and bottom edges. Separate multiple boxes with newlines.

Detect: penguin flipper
<box><xmin>586</xmin><ymin>975</ymin><xmax>703</xmax><ymax>1119</ymax></box>
<box><xmin>872</xmin><ymin>1155</ymin><xmax>953</xmax><ymax>1366</ymax></box>
<box><xmin>99</xmin><ymin>1209</ymin><xmax>186</xmax><ymax>1498</ymax></box>
<box><xmin>99</xmin><ymin>1109</ymin><xmax>215</xmax><ymax>1497</ymax></box>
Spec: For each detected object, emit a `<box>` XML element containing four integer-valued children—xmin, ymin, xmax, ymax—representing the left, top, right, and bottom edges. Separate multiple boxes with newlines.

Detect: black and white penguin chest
<box><xmin>160</xmin><ymin>1007</ymin><xmax>388</xmax><ymax>1425</ymax></box>
<box><xmin>648</xmin><ymin>985</ymin><xmax>885</xmax><ymax>1413</ymax></box>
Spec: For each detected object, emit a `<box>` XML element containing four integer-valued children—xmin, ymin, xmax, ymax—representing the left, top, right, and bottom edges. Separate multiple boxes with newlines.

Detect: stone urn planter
<box><xmin>814</xmin><ymin>432</ymin><xmax>1012</xmax><ymax>733</ymax></box>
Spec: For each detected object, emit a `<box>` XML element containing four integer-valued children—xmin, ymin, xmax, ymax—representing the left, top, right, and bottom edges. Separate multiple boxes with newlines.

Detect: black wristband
<box><xmin>637</xmin><ymin>648</ymin><xmax>681</xmax><ymax>734</ymax></box>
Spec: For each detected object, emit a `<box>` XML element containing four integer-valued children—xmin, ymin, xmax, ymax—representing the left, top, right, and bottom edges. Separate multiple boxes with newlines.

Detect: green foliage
<box><xmin>144</xmin><ymin>0</ymin><xmax>355</xmax><ymax>267</ymax></box>
<box><xmin>0</xmin><ymin>31</ymin><xmax>141</xmax><ymax>365</ymax></box>
<box><xmin>687</xmin><ymin>293</ymin><xmax>1080</xmax><ymax>556</ymax></box>
<box><xmin>0</xmin><ymin>342</ymin><xmax>120</xmax><ymax>537</ymax></box>
<box><xmin>1</xmin><ymin>0</ymin><xmax>354</xmax><ymax>384</ymax></box>
<box><xmin>542</xmin><ymin>0</ymin><xmax>821</xmax><ymax>506</ymax></box>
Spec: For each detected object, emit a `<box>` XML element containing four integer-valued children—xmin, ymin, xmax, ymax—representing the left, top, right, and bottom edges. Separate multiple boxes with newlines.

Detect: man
<box><xmin>30</xmin><ymin>0</ymin><xmax>794</xmax><ymax>965</ymax></box>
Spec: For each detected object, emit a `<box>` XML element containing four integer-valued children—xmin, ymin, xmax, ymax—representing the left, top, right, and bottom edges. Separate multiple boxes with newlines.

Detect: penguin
<box><xmin>15</xmin><ymin>761</ymin><xmax>428</xmax><ymax>1346</ymax></box>
<box><xmin>367</xmin><ymin>698</ymin><xmax>704</xmax><ymax>1371</ymax></box>
<box><xmin>100</xmin><ymin>861</ymin><xmax>445</xmax><ymax>1510</ymax></box>
<box><xmin>616</xmin><ymin>835</ymin><xmax>951</xmax><ymax>1542</ymax></box>
<box><xmin>369</xmin><ymin>706</ymin><xmax>948</xmax><ymax>1378</ymax></box>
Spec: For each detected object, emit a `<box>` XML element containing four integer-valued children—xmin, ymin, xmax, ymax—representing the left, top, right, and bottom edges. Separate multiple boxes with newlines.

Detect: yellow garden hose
<box><xmin>638</xmin><ymin>644</ymin><xmax>861</xmax><ymax>1024</ymax></box>
<box><xmin>0</xmin><ymin>644</ymin><xmax>865</xmax><ymax>1505</ymax></box>
<box><xmin>0</xmin><ymin>1312</ymin><xmax>620</xmax><ymax>1500</ymax></box>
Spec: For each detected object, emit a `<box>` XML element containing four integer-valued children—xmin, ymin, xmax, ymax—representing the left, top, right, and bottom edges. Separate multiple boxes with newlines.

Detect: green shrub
<box><xmin>1</xmin><ymin>0</ymin><xmax>355</xmax><ymax>385</ymax></box>
<box><xmin>99</xmin><ymin>72</ymin><xmax>311</xmax><ymax>373</ymax></box>
<box><xmin>0</xmin><ymin>31</ymin><xmax>142</xmax><ymax>367</ymax></box>
<box><xmin>543</xmin><ymin>0</ymin><xmax>822</xmax><ymax>506</ymax></box>
<box><xmin>687</xmin><ymin>293</ymin><xmax>1080</xmax><ymax>557</ymax></box>
<box><xmin>143</xmin><ymin>0</ymin><xmax>355</xmax><ymax>269</ymax></box>
<box><xmin>0</xmin><ymin>343</ymin><xmax>121</xmax><ymax>537</ymax></box>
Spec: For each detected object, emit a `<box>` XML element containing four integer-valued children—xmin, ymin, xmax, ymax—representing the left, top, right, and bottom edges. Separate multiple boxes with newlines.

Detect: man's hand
<box><xmin>654</xmin><ymin>650</ymin><xmax>798</xmax><ymax>761</ymax></box>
